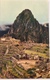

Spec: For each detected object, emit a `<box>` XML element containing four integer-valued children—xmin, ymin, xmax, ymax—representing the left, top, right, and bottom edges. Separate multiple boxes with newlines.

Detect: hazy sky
<box><xmin>0</xmin><ymin>0</ymin><xmax>49</xmax><ymax>25</ymax></box>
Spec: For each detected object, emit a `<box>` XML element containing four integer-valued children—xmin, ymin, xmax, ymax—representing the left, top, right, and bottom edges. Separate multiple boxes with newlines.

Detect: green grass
<box><xmin>24</xmin><ymin>50</ymin><xmax>48</xmax><ymax>58</ymax></box>
<box><xmin>7</xmin><ymin>63</ymin><xmax>29</xmax><ymax>78</ymax></box>
<box><xmin>31</xmin><ymin>45</ymin><xmax>49</xmax><ymax>54</ymax></box>
<box><xmin>14</xmin><ymin>64</ymin><xmax>29</xmax><ymax>78</ymax></box>
<box><xmin>24</xmin><ymin>44</ymin><xmax>49</xmax><ymax>58</ymax></box>
<box><xmin>9</xmin><ymin>68</ymin><xmax>22</xmax><ymax>78</ymax></box>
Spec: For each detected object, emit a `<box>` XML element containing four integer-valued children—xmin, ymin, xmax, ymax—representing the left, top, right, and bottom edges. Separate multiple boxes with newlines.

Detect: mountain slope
<box><xmin>7</xmin><ymin>9</ymin><xmax>49</xmax><ymax>43</ymax></box>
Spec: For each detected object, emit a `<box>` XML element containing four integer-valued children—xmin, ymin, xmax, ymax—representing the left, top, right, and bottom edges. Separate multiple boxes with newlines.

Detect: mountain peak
<box><xmin>21</xmin><ymin>9</ymin><xmax>33</xmax><ymax>15</ymax></box>
<box><xmin>7</xmin><ymin>9</ymin><xmax>49</xmax><ymax>44</ymax></box>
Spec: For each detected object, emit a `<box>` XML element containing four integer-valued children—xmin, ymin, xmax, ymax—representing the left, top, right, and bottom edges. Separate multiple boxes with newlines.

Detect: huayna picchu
<box><xmin>7</xmin><ymin>9</ymin><xmax>49</xmax><ymax>44</ymax></box>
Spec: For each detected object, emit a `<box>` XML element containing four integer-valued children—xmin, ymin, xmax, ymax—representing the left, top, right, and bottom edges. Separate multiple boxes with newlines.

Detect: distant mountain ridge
<box><xmin>0</xmin><ymin>25</ymin><xmax>9</xmax><ymax>37</ymax></box>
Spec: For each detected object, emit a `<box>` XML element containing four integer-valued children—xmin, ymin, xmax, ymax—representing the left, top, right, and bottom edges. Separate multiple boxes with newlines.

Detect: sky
<box><xmin>0</xmin><ymin>0</ymin><xmax>49</xmax><ymax>25</ymax></box>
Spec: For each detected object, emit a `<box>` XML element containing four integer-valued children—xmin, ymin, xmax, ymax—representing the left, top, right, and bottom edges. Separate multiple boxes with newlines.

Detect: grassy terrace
<box><xmin>24</xmin><ymin>44</ymin><xmax>49</xmax><ymax>58</ymax></box>
<box><xmin>9</xmin><ymin>68</ymin><xmax>22</xmax><ymax>78</ymax></box>
<box><xmin>24</xmin><ymin>50</ymin><xmax>48</xmax><ymax>58</ymax></box>
<box><xmin>15</xmin><ymin>64</ymin><xmax>29</xmax><ymax>78</ymax></box>
<box><xmin>31</xmin><ymin>45</ymin><xmax>49</xmax><ymax>54</ymax></box>
<box><xmin>7</xmin><ymin>61</ymin><xmax>29</xmax><ymax>78</ymax></box>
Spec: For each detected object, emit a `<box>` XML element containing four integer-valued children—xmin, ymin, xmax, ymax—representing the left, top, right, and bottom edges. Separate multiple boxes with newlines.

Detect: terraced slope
<box><xmin>0</xmin><ymin>37</ymin><xmax>49</xmax><ymax>78</ymax></box>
